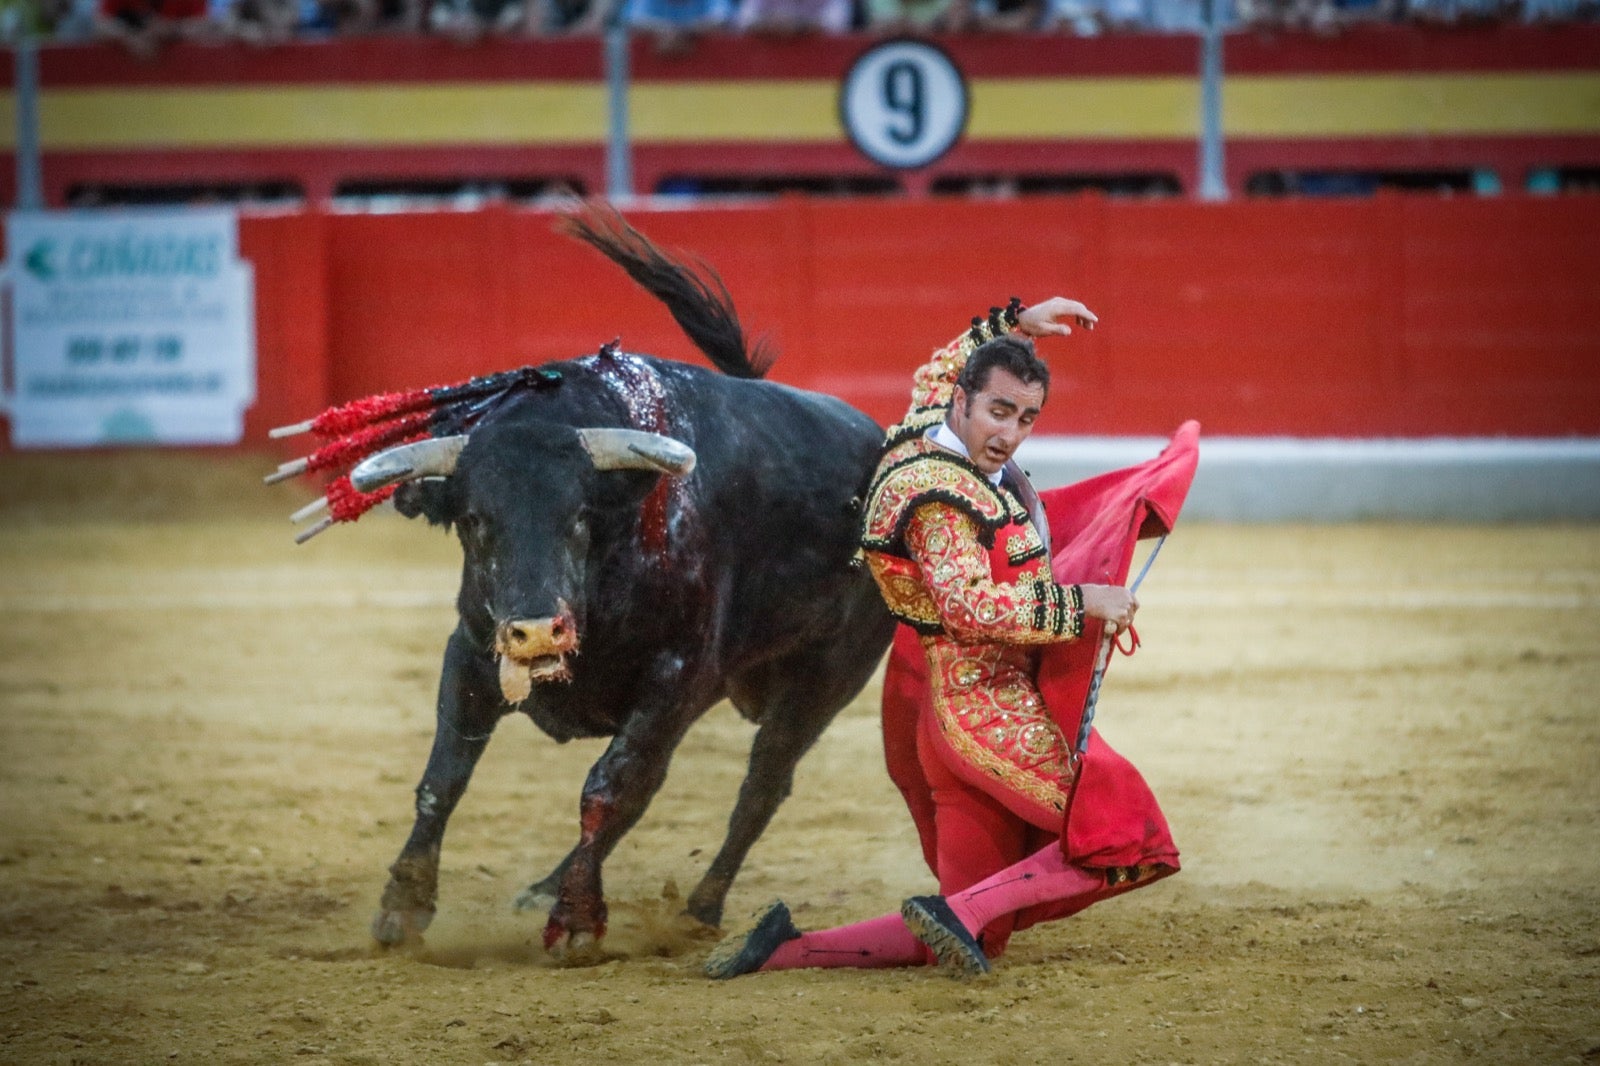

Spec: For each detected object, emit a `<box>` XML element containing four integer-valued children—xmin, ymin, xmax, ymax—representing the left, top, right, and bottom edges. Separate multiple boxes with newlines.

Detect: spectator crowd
<box><xmin>2</xmin><ymin>0</ymin><xmax>1593</xmax><ymax>57</ymax></box>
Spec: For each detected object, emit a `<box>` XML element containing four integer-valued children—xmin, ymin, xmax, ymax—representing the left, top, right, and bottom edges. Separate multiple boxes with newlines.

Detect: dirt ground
<box><xmin>1</xmin><ymin>451</ymin><xmax>1597</xmax><ymax>1066</ymax></box>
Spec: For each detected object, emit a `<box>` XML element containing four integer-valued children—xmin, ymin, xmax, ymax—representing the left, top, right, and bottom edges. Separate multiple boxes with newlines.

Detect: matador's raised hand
<box><xmin>1016</xmin><ymin>296</ymin><xmax>1098</xmax><ymax>339</ymax></box>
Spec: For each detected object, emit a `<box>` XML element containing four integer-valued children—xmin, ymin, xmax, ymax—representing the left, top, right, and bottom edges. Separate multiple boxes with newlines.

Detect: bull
<box><xmin>272</xmin><ymin>206</ymin><xmax>894</xmax><ymax>956</ymax></box>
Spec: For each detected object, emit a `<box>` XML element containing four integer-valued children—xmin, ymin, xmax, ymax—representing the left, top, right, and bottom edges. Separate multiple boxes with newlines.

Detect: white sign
<box><xmin>3</xmin><ymin>209</ymin><xmax>256</xmax><ymax>447</ymax></box>
<box><xmin>840</xmin><ymin>40</ymin><xmax>968</xmax><ymax>170</ymax></box>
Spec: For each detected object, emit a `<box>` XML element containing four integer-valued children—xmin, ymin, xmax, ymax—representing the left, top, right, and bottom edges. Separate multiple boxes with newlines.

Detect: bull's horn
<box><xmin>350</xmin><ymin>435</ymin><xmax>469</xmax><ymax>493</ymax></box>
<box><xmin>577</xmin><ymin>428</ymin><xmax>696</xmax><ymax>477</ymax></box>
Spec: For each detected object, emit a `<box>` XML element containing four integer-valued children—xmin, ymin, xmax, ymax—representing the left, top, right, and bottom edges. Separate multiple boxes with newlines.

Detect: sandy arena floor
<box><xmin>0</xmin><ymin>452</ymin><xmax>1597</xmax><ymax>1066</ymax></box>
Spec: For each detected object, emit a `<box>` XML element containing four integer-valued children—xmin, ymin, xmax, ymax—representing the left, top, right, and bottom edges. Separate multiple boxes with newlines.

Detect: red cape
<box><xmin>883</xmin><ymin>420</ymin><xmax>1201</xmax><ymax>880</ymax></box>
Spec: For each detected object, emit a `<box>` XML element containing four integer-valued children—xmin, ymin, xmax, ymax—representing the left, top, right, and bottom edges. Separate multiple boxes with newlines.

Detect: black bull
<box><xmin>337</xmin><ymin>217</ymin><xmax>895</xmax><ymax>955</ymax></box>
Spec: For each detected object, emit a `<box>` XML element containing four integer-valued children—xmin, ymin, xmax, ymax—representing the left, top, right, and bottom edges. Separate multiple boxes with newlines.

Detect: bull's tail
<box><xmin>556</xmin><ymin>201</ymin><xmax>776</xmax><ymax>380</ymax></box>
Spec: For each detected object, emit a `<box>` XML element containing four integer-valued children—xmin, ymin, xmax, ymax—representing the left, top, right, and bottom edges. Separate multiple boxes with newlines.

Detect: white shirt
<box><xmin>929</xmin><ymin>423</ymin><xmax>1004</xmax><ymax>486</ymax></box>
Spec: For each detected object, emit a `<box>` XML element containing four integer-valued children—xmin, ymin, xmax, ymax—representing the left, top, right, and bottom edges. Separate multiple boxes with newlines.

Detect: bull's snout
<box><xmin>497</xmin><ymin>613</ymin><xmax>576</xmax><ymax>660</ymax></box>
<box><xmin>493</xmin><ymin>601</ymin><xmax>579</xmax><ymax>703</ymax></box>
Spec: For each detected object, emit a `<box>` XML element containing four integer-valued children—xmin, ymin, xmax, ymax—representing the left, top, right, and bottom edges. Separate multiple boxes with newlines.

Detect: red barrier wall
<box><xmin>289</xmin><ymin>195</ymin><xmax>1600</xmax><ymax>440</ymax></box>
<box><xmin>6</xmin><ymin>195</ymin><xmax>1597</xmax><ymax>449</ymax></box>
<box><xmin>240</xmin><ymin>212</ymin><xmax>331</xmax><ymax>443</ymax></box>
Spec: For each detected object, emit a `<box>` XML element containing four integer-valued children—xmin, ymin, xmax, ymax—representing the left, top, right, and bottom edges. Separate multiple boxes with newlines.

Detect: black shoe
<box><xmin>901</xmin><ymin>895</ymin><xmax>991</xmax><ymax>977</ymax></box>
<box><xmin>704</xmin><ymin>900</ymin><xmax>801</xmax><ymax>979</ymax></box>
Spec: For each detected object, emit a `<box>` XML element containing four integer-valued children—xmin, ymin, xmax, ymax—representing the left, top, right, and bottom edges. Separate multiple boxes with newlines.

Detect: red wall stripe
<box><xmin>1225</xmin><ymin>23</ymin><xmax>1600</xmax><ymax>75</ymax></box>
<box><xmin>23</xmin><ymin>24</ymin><xmax>1597</xmax><ymax>92</ymax></box>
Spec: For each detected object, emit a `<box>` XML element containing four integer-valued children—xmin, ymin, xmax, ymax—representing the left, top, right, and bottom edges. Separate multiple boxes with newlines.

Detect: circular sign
<box><xmin>840</xmin><ymin>40</ymin><xmax>969</xmax><ymax>170</ymax></box>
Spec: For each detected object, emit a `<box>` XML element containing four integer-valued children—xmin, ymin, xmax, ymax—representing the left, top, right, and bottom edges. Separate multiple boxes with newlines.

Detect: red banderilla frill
<box><xmin>265</xmin><ymin>364</ymin><xmax>560</xmax><ymax>543</ymax></box>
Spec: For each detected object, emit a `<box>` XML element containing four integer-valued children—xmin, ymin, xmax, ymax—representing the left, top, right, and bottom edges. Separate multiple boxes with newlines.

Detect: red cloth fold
<box><xmin>882</xmin><ymin>421</ymin><xmax>1201</xmax><ymax>888</ymax></box>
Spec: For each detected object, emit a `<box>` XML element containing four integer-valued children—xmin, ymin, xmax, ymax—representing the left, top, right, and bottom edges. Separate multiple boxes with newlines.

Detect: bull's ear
<box><xmin>351</xmin><ymin>435</ymin><xmax>469</xmax><ymax>493</ymax></box>
<box><xmin>392</xmin><ymin>479</ymin><xmax>459</xmax><ymax>528</ymax></box>
<box><xmin>577</xmin><ymin>428</ymin><xmax>696</xmax><ymax>477</ymax></box>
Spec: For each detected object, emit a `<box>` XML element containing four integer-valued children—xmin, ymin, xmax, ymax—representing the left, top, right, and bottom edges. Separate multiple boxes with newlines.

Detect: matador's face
<box><xmin>948</xmin><ymin>367</ymin><xmax>1046</xmax><ymax>477</ymax></box>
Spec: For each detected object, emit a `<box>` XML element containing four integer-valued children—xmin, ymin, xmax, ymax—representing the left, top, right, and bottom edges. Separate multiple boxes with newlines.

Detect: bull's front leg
<box><xmin>372</xmin><ymin>627</ymin><xmax>503</xmax><ymax>946</ymax></box>
<box><xmin>543</xmin><ymin>686</ymin><xmax>697</xmax><ymax>959</ymax></box>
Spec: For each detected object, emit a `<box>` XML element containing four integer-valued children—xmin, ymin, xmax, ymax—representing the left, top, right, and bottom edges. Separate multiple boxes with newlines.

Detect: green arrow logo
<box><xmin>24</xmin><ymin>240</ymin><xmax>56</xmax><ymax>280</ymax></box>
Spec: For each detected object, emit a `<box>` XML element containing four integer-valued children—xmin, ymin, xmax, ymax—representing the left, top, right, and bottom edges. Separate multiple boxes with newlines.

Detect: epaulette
<box><xmin>861</xmin><ymin>438</ymin><xmax>1009</xmax><ymax>556</ymax></box>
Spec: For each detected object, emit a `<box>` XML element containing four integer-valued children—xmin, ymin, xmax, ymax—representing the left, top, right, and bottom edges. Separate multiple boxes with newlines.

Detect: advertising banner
<box><xmin>3</xmin><ymin>209</ymin><xmax>256</xmax><ymax>447</ymax></box>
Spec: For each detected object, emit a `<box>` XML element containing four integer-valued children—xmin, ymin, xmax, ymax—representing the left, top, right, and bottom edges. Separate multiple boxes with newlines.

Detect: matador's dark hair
<box><xmin>956</xmin><ymin>334</ymin><xmax>1050</xmax><ymax>411</ymax></box>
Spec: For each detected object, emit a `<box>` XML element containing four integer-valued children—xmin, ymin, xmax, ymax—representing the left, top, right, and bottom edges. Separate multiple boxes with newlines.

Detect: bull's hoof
<box><xmin>544</xmin><ymin>927</ymin><xmax>605</xmax><ymax>965</ymax></box>
<box><xmin>370</xmin><ymin>906</ymin><xmax>433</xmax><ymax>947</ymax></box>
<box><xmin>512</xmin><ymin>884</ymin><xmax>557</xmax><ymax>913</ymax></box>
<box><xmin>684</xmin><ymin>896</ymin><xmax>725</xmax><ymax>931</ymax></box>
<box><xmin>542</xmin><ymin>905</ymin><xmax>607</xmax><ymax>964</ymax></box>
<box><xmin>686</xmin><ymin>874</ymin><xmax>730</xmax><ymax>930</ymax></box>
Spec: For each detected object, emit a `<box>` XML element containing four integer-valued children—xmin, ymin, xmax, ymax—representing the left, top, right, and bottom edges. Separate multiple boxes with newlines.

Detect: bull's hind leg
<box><xmin>372</xmin><ymin>627</ymin><xmax>503</xmax><ymax>946</ymax></box>
<box><xmin>687</xmin><ymin>625</ymin><xmax>887</xmax><ymax>928</ymax></box>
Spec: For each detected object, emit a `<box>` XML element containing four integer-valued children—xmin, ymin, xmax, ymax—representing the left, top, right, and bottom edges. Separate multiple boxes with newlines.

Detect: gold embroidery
<box><xmin>865</xmin><ymin>553</ymin><xmax>941</xmax><ymax>631</ymax></box>
<box><xmin>925</xmin><ymin>640</ymin><xmax>1075</xmax><ymax>817</ymax></box>
<box><xmin>1004</xmin><ymin>524</ymin><xmax>1045</xmax><ymax>565</ymax></box>
<box><xmin>898</xmin><ymin>503</ymin><xmax>1080</xmax><ymax>644</ymax></box>
<box><xmin>861</xmin><ymin>438</ymin><xmax>1009</xmax><ymax>555</ymax></box>
<box><xmin>1000</xmin><ymin>487</ymin><xmax>1029</xmax><ymax>522</ymax></box>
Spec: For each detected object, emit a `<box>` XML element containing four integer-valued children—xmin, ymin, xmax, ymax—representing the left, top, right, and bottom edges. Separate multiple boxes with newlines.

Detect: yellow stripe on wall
<box><xmin>27</xmin><ymin>83</ymin><xmax>609</xmax><ymax>150</ymax></box>
<box><xmin>969</xmin><ymin>77</ymin><xmax>1200</xmax><ymax>139</ymax></box>
<box><xmin>2</xmin><ymin>72</ymin><xmax>1596</xmax><ymax>151</ymax></box>
<box><xmin>1226</xmin><ymin>73</ymin><xmax>1600</xmax><ymax>137</ymax></box>
<box><xmin>632</xmin><ymin>82</ymin><xmax>841</xmax><ymax>141</ymax></box>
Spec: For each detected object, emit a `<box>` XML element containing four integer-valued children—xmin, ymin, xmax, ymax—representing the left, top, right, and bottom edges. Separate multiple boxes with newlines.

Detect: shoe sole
<box><xmin>704</xmin><ymin>900</ymin><xmax>789</xmax><ymax>979</ymax></box>
<box><xmin>902</xmin><ymin>899</ymin><xmax>991</xmax><ymax>977</ymax></box>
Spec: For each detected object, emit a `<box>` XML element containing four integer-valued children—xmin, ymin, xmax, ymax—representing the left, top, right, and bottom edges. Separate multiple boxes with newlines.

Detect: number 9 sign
<box><xmin>840</xmin><ymin>40</ymin><xmax>969</xmax><ymax>170</ymax></box>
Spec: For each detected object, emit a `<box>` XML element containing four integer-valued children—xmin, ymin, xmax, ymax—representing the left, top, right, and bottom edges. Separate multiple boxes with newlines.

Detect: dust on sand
<box><xmin>1</xmin><ymin>453</ymin><xmax>1597</xmax><ymax>1065</ymax></box>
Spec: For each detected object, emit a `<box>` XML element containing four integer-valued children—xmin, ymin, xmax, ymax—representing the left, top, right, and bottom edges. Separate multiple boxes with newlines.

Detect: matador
<box><xmin>708</xmin><ymin>294</ymin><xmax>1188</xmax><ymax>978</ymax></box>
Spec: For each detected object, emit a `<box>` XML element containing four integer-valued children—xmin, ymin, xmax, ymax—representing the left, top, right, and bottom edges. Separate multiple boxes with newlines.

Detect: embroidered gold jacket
<box><xmin>859</xmin><ymin>306</ymin><xmax>1084</xmax><ymax>644</ymax></box>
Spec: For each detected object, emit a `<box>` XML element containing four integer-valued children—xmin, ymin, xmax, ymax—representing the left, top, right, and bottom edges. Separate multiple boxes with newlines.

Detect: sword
<box><xmin>1075</xmin><ymin>534</ymin><xmax>1166</xmax><ymax>754</ymax></box>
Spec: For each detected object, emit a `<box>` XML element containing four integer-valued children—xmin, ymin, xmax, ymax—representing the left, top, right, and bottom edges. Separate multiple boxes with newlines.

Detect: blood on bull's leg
<box><xmin>541</xmin><ymin>792</ymin><xmax>613</xmax><ymax>958</ymax></box>
<box><xmin>371</xmin><ymin>628</ymin><xmax>504</xmax><ymax>947</ymax></box>
<box><xmin>541</xmin><ymin>685</ymin><xmax>698</xmax><ymax>959</ymax></box>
